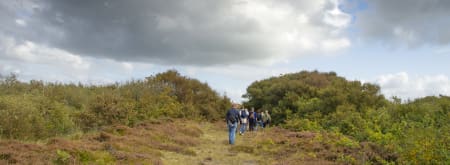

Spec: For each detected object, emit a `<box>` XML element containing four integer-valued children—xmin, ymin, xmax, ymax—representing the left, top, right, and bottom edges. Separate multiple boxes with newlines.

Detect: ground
<box><xmin>0</xmin><ymin>120</ymin><xmax>391</xmax><ymax>164</ymax></box>
<box><xmin>161</xmin><ymin>122</ymin><xmax>265</xmax><ymax>165</ymax></box>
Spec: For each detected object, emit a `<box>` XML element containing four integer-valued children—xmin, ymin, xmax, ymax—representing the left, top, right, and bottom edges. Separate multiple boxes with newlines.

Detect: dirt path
<box><xmin>161</xmin><ymin>122</ymin><xmax>265</xmax><ymax>165</ymax></box>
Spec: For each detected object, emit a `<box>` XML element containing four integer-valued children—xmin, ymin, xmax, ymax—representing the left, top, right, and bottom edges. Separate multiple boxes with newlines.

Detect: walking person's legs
<box><xmin>228</xmin><ymin>122</ymin><xmax>237</xmax><ymax>144</ymax></box>
<box><xmin>240</xmin><ymin>123</ymin><xmax>247</xmax><ymax>135</ymax></box>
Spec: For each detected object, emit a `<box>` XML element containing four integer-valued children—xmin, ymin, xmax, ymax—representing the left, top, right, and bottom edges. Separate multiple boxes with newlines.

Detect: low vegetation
<box><xmin>0</xmin><ymin>70</ymin><xmax>230</xmax><ymax>140</ymax></box>
<box><xmin>0</xmin><ymin>119</ymin><xmax>203</xmax><ymax>164</ymax></box>
<box><xmin>244</xmin><ymin>70</ymin><xmax>450</xmax><ymax>164</ymax></box>
<box><xmin>0</xmin><ymin>70</ymin><xmax>448</xmax><ymax>164</ymax></box>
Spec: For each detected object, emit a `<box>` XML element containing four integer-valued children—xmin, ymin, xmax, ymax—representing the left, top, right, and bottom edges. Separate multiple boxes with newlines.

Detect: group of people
<box><xmin>226</xmin><ymin>103</ymin><xmax>272</xmax><ymax>145</ymax></box>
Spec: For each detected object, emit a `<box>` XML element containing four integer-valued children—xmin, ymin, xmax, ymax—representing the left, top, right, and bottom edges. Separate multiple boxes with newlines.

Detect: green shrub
<box><xmin>54</xmin><ymin>149</ymin><xmax>72</xmax><ymax>165</ymax></box>
<box><xmin>0</xmin><ymin>95</ymin><xmax>76</xmax><ymax>140</ymax></box>
<box><xmin>283</xmin><ymin>118</ymin><xmax>323</xmax><ymax>131</ymax></box>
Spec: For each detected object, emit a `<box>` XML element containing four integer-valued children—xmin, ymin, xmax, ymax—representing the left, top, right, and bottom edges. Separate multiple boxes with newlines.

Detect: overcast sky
<box><xmin>1</xmin><ymin>0</ymin><xmax>450</xmax><ymax>102</ymax></box>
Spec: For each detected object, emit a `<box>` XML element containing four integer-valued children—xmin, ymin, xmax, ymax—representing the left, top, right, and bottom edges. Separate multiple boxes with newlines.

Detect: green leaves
<box><xmin>243</xmin><ymin>70</ymin><xmax>450</xmax><ymax>164</ymax></box>
<box><xmin>0</xmin><ymin>95</ymin><xmax>74</xmax><ymax>140</ymax></box>
<box><xmin>0</xmin><ymin>70</ymin><xmax>231</xmax><ymax>139</ymax></box>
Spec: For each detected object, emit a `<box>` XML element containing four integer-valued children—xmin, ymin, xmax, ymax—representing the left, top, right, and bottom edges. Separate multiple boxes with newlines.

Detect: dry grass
<box><xmin>0</xmin><ymin>120</ymin><xmax>394</xmax><ymax>164</ymax></box>
<box><xmin>0</xmin><ymin>119</ymin><xmax>203</xmax><ymax>164</ymax></box>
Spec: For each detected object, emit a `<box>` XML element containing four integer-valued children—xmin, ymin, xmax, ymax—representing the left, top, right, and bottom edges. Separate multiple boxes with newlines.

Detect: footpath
<box><xmin>161</xmin><ymin>122</ymin><xmax>264</xmax><ymax>165</ymax></box>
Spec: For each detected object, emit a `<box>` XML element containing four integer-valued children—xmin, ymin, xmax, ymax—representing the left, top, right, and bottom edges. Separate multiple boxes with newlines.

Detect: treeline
<box><xmin>243</xmin><ymin>70</ymin><xmax>449</xmax><ymax>164</ymax></box>
<box><xmin>0</xmin><ymin>70</ymin><xmax>231</xmax><ymax>140</ymax></box>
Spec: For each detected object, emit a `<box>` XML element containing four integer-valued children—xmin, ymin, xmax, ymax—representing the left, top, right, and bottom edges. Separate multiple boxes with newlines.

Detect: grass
<box><xmin>0</xmin><ymin>119</ymin><xmax>203</xmax><ymax>164</ymax></box>
<box><xmin>0</xmin><ymin>120</ymin><xmax>395</xmax><ymax>164</ymax></box>
<box><xmin>161</xmin><ymin>122</ymin><xmax>266</xmax><ymax>165</ymax></box>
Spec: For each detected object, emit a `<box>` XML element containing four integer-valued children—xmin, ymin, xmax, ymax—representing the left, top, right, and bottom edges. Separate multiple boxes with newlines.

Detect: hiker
<box><xmin>226</xmin><ymin>103</ymin><xmax>240</xmax><ymax>145</ymax></box>
<box><xmin>255</xmin><ymin>110</ymin><xmax>263</xmax><ymax>131</ymax></box>
<box><xmin>263</xmin><ymin>110</ymin><xmax>271</xmax><ymax>128</ymax></box>
<box><xmin>260</xmin><ymin>110</ymin><xmax>267</xmax><ymax>128</ymax></box>
<box><xmin>235</xmin><ymin>105</ymin><xmax>242</xmax><ymax>134</ymax></box>
<box><xmin>248</xmin><ymin>108</ymin><xmax>256</xmax><ymax>131</ymax></box>
<box><xmin>239</xmin><ymin>108</ymin><xmax>249</xmax><ymax>135</ymax></box>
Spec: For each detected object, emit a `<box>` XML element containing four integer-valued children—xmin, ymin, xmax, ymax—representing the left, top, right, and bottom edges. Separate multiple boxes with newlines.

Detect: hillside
<box><xmin>0</xmin><ymin>119</ymin><xmax>393</xmax><ymax>164</ymax></box>
<box><xmin>0</xmin><ymin>70</ymin><xmax>449</xmax><ymax>164</ymax></box>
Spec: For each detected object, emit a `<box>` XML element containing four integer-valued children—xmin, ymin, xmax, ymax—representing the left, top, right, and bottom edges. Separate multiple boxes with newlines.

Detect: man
<box><xmin>226</xmin><ymin>103</ymin><xmax>240</xmax><ymax>145</ymax></box>
<box><xmin>255</xmin><ymin>110</ymin><xmax>263</xmax><ymax>131</ymax></box>
<box><xmin>248</xmin><ymin>108</ymin><xmax>256</xmax><ymax>131</ymax></box>
<box><xmin>263</xmin><ymin>110</ymin><xmax>271</xmax><ymax>128</ymax></box>
<box><xmin>239</xmin><ymin>108</ymin><xmax>249</xmax><ymax>135</ymax></box>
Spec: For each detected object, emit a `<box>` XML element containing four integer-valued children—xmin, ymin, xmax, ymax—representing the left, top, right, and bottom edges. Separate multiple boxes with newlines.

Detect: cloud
<box><xmin>0</xmin><ymin>35</ymin><xmax>90</xmax><ymax>70</ymax></box>
<box><xmin>353</xmin><ymin>0</ymin><xmax>450</xmax><ymax>47</ymax></box>
<box><xmin>15</xmin><ymin>19</ymin><xmax>27</xmax><ymax>27</ymax></box>
<box><xmin>0</xmin><ymin>0</ymin><xmax>351</xmax><ymax>66</ymax></box>
<box><xmin>375</xmin><ymin>72</ymin><xmax>450</xmax><ymax>99</ymax></box>
<box><xmin>0</xmin><ymin>34</ymin><xmax>145</xmax><ymax>84</ymax></box>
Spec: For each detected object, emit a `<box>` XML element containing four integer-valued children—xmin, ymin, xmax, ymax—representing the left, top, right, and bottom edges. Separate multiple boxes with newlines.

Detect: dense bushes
<box><xmin>0</xmin><ymin>95</ymin><xmax>74</xmax><ymax>140</ymax></box>
<box><xmin>244</xmin><ymin>70</ymin><xmax>449</xmax><ymax>164</ymax></box>
<box><xmin>0</xmin><ymin>70</ymin><xmax>231</xmax><ymax>140</ymax></box>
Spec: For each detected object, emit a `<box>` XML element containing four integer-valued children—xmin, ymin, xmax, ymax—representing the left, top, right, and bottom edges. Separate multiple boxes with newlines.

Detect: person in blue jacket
<box><xmin>226</xmin><ymin>103</ymin><xmax>240</xmax><ymax>145</ymax></box>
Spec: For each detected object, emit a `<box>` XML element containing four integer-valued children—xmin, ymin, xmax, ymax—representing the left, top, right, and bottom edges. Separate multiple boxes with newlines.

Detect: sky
<box><xmin>1</xmin><ymin>0</ymin><xmax>450</xmax><ymax>102</ymax></box>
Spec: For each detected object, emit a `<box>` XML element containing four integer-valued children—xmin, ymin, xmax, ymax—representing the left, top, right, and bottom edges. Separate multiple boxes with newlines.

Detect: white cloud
<box><xmin>323</xmin><ymin>0</ymin><xmax>352</xmax><ymax>28</ymax></box>
<box><xmin>121</xmin><ymin>62</ymin><xmax>134</xmax><ymax>72</ymax></box>
<box><xmin>1</xmin><ymin>0</ymin><xmax>352</xmax><ymax>66</ymax></box>
<box><xmin>0</xmin><ymin>34</ymin><xmax>90</xmax><ymax>70</ymax></box>
<box><xmin>0</xmin><ymin>34</ymin><xmax>149</xmax><ymax>84</ymax></box>
<box><xmin>375</xmin><ymin>72</ymin><xmax>450</xmax><ymax>99</ymax></box>
<box><xmin>15</xmin><ymin>19</ymin><xmax>27</xmax><ymax>27</ymax></box>
<box><xmin>321</xmin><ymin>38</ymin><xmax>351</xmax><ymax>52</ymax></box>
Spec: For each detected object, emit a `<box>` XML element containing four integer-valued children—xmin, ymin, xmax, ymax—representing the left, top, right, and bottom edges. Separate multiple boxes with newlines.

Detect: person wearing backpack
<box><xmin>248</xmin><ymin>108</ymin><xmax>256</xmax><ymax>131</ymax></box>
<box><xmin>226</xmin><ymin>103</ymin><xmax>240</xmax><ymax>145</ymax></box>
<box><xmin>263</xmin><ymin>110</ymin><xmax>271</xmax><ymax>128</ymax></box>
<box><xmin>239</xmin><ymin>108</ymin><xmax>249</xmax><ymax>135</ymax></box>
<box><xmin>255</xmin><ymin>110</ymin><xmax>263</xmax><ymax>131</ymax></box>
<box><xmin>261</xmin><ymin>110</ymin><xmax>267</xmax><ymax>128</ymax></box>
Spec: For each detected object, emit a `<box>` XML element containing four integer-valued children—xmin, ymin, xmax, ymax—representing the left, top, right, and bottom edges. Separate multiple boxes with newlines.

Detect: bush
<box><xmin>0</xmin><ymin>95</ymin><xmax>75</xmax><ymax>140</ymax></box>
<box><xmin>283</xmin><ymin>118</ymin><xmax>322</xmax><ymax>131</ymax></box>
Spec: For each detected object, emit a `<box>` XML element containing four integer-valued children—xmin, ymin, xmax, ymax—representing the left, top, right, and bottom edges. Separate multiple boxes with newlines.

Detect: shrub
<box><xmin>283</xmin><ymin>118</ymin><xmax>323</xmax><ymax>131</ymax></box>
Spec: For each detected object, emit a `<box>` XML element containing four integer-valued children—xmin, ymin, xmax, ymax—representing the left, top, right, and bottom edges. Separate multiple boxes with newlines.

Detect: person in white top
<box><xmin>239</xmin><ymin>108</ymin><xmax>249</xmax><ymax>135</ymax></box>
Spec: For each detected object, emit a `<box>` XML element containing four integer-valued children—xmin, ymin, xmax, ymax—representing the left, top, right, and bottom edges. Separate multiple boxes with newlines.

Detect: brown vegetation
<box><xmin>0</xmin><ymin>119</ymin><xmax>202</xmax><ymax>164</ymax></box>
<box><xmin>230</xmin><ymin>127</ymin><xmax>396</xmax><ymax>164</ymax></box>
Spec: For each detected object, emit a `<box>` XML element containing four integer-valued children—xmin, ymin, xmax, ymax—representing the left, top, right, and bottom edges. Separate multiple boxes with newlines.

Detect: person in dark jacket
<box><xmin>255</xmin><ymin>110</ymin><xmax>263</xmax><ymax>131</ymax></box>
<box><xmin>248</xmin><ymin>107</ymin><xmax>256</xmax><ymax>131</ymax></box>
<box><xmin>226</xmin><ymin>103</ymin><xmax>240</xmax><ymax>145</ymax></box>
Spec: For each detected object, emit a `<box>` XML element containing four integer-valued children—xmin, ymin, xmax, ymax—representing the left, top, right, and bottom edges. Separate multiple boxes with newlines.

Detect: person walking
<box><xmin>255</xmin><ymin>110</ymin><xmax>263</xmax><ymax>131</ymax></box>
<box><xmin>226</xmin><ymin>103</ymin><xmax>240</xmax><ymax>145</ymax></box>
<box><xmin>248</xmin><ymin>108</ymin><xmax>256</xmax><ymax>132</ymax></box>
<box><xmin>263</xmin><ymin>110</ymin><xmax>271</xmax><ymax>128</ymax></box>
<box><xmin>239</xmin><ymin>108</ymin><xmax>249</xmax><ymax>135</ymax></box>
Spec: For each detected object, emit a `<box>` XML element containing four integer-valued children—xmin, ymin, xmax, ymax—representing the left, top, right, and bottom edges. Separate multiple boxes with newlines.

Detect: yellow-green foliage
<box><xmin>0</xmin><ymin>95</ymin><xmax>75</xmax><ymax>140</ymax></box>
<box><xmin>75</xmin><ymin>150</ymin><xmax>115</xmax><ymax>164</ymax></box>
<box><xmin>283</xmin><ymin>118</ymin><xmax>322</xmax><ymax>131</ymax></box>
<box><xmin>244</xmin><ymin>70</ymin><xmax>450</xmax><ymax>164</ymax></box>
<box><xmin>54</xmin><ymin>149</ymin><xmax>71</xmax><ymax>165</ymax></box>
<box><xmin>0</xmin><ymin>70</ymin><xmax>231</xmax><ymax>139</ymax></box>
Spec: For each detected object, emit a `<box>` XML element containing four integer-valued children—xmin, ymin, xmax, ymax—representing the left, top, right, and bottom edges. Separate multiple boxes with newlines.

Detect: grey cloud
<box><xmin>0</xmin><ymin>0</ymin><xmax>348</xmax><ymax>66</ymax></box>
<box><xmin>354</xmin><ymin>0</ymin><xmax>450</xmax><ymax>46</ymax></box>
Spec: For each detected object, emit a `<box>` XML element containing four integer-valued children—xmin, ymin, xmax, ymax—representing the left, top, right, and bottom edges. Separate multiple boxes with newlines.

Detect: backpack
<box><xmin>256</xmin><ymin>113</ymin><xmax>262</xmax><ymax>121</ymax></box>
<box><xmin>249</xmin><ymin>112</ymin><xmax>255</xmax><ymax>119</ymax></box>
<box><xmin>240</xmin><ymin>111</ymin><xmax>248</xmax><ymax>118</ymax></box>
